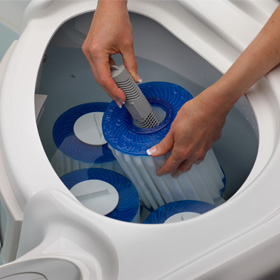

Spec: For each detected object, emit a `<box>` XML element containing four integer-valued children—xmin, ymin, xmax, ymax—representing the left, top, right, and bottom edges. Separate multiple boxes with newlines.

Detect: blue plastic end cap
<box><xmin>144</xmin><ymin>200</ymin><xmax>216</xmax><ymax>224</ymax></box>
<box><xmin>60</xmin><ymin>168</ymin><xmax>140</xmax><ymax>222</ymax></box>
<box><xmin>102</xmin><ymin>82</ymin><xmax>193</xmax><ymax>156</ymax></box>
<box><xmin>53</xmin><ymin>102</ymin><xmax>115</xmax><ymax>163</ymax></box>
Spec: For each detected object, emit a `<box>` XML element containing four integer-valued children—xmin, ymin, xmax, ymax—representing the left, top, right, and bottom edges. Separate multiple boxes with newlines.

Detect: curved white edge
<box><xmin>0</xmin><ymin>40</ymin><xmax>24</xmax><ymax>263</ymax></box>
<box><xmin>0</xmin><ymin>1</ymin><xmax>280</xmax><ymax>280</ymax></box>
<box><xmin>15</xmin><ymin>189</ymin><xmax>119</xmax><ymax>279</ymax></box>
<box><xmin>178</xmin><ymin>0</ymin><xmax>264</xmax><ymax>52</ymax></box>
<box><xmin>0</xmin><ymin>1</ymin><xmax>31</xmax><ymax>33</ymax></box>
<box><xmin>0</xmin><ymin>1</ymin><xmax>98</xmax><ymax>209</ymax></box>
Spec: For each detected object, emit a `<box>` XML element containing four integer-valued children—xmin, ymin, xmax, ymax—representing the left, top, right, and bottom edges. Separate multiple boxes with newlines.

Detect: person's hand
<box><xmin>82</xmin><ymin>0</ymin><xmax>140</xmax><ymax>107</ymax></box>
<box><xmin>147</xmin><ymin>86</ymin><xmax>228</xmax><ymax>178</ymax></box>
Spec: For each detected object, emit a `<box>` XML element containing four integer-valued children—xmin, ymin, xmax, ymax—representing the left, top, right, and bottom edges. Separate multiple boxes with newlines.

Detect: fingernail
<box><xmin>137</xmin><ymin>73</ymin><xmax>142</xmax><ymax>83</ymax></box>
<box><xmin>119</xmin><ymin>98</ymin><xmax>125</xmax><ymax>105</ymax></box>
<box><xmin>172</xmin><ymin>171</ymin><xmax>182</xmax><ymax>178</ymax></box>
<box><xmin>115</xmin><ymin>100</ymin><xmax>122</xmax><ymax>108</ymax></box>
<box><xmin>146</xmin><ymin>146</ymin><xmax>157</xmax><ymax>156</ymax></box>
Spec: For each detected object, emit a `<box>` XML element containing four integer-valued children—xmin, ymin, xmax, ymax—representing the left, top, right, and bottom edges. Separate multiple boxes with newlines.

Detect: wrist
<box><xmin>197</xmin><ymin>80</ymin><xmax>240</xmax><ymax>119</ymax></box>
<box><xmin>98</xmin><ymin>0</ymin><xmax>127</xmax><ymax>8</ymax></box>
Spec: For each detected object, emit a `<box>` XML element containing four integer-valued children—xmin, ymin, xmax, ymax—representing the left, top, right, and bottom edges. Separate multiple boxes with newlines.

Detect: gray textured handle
<box><xmin>111</xmin><ymin>65</ymin><xmax>160</xmax><ymax>128</ymax></box>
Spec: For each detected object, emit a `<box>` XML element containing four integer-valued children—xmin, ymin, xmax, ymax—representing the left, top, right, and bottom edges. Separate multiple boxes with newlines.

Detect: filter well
<box><xmin>36</xmin><ymin>11</ymin><xmax>258</xmax><ymax>222</ymax></box>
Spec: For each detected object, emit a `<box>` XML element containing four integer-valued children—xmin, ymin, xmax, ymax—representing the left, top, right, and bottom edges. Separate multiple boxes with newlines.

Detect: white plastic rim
<box><xmin>70</xmin><ymin>179</ymin><xmax>119</xmax><ymax>215</ymax></box>
<box><xmin>164</xmin><ymin>212</ymin><xmax>201</xmax><ymax>224</ymax></box>
<box><xmin>73</xmin><ymin>112</ymin><xmax>107</xmax><ymax>145</ymax></box>
<box><xmin>1</xmin><ymin>273</ymin><xmax>46</xmax><ymax>279</ymax></box>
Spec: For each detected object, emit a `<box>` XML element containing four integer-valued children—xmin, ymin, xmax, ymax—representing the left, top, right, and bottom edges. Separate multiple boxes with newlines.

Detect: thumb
<box><xmin>147</xmin><ymin>132</ymin><xmax>174</xmax><ymax>157</ymax></box>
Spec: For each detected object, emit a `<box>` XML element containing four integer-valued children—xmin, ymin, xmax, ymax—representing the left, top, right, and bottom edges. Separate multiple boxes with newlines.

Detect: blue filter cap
<box><xmin>144</xmin><ymin>200</ymin><xmax>216</xmax><ymax>224</ymax></box>
<box><xmin>53</xmin><ymin>102</ymin><xmax>115</xmax><ymax>163</ymax></box>
<box><xmin>102</xmin><ymin>82</ymin><xmax>193</xmax><ymax>155</ymax></box>
<box><xmin>60</xmin><ymin>168</ymin><xmax>140</xmax><ymax>222</ymax></box>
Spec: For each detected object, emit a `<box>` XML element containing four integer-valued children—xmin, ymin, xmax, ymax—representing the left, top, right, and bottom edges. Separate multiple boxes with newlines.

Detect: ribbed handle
<box><xmin>111</xmin><ymin>65</ymin><xmax>160</xmax><ymax>128</ymax></box>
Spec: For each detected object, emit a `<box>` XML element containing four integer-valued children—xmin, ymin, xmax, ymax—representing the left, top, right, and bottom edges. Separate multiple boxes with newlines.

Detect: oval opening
<box><xmin>36</xmin><ymin>11</ymin><xmax>258</xmax><ymax>224</ymax></box>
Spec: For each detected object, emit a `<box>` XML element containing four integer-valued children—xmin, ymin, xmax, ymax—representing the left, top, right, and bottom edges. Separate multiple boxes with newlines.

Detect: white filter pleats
<box><xmin>111</xmin><ymin>148</ymin><xmax>225</xmax><ymax>210</ymax></box>
<box><xmin>51</xmin><ymin>149</ymin><xmax>124</xmax><ymax>177</ymax></box>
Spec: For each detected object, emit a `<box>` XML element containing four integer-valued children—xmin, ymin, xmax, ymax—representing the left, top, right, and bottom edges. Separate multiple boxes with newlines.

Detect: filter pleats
<box><xmin>52</xmin><ymin>102</ymin><xmax>123</xmax><ymax>176</ymax></box>
<box><xmin>60</xmin><ymin>168</ymin><xmax>140</xmax><ymax>222</ymax></box>
<box><xmin>103</xmin><ymin>82</ymin><xmax>226</xmax><ymax>210</ymax></box>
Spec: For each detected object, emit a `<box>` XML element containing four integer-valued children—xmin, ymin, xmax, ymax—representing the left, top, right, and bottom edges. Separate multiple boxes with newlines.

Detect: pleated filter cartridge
<box><xmin>102</xmin><ymin>80</ymin><xmax>226</xmax><ymax>211</ymax></box>
<box><xmin>144</xmin><ymin>200</ymin><xmax>216</xmax><ymax>224</ymax></box>
<box><xmin>60</xmin><ymin>168</ymin><xmax>140</xmax><ymax>222</ymax></box>
<box><xmin>52</xmin><ymin>102</ymin><xmax>123</xmax><ymax>176</ymax></box>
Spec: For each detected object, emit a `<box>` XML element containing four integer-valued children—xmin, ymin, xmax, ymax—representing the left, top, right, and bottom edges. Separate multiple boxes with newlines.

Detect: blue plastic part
<box><xmin>53</xmin><ymin>102</ymin><xmax>115</xmax><ymax>163</ymax></box>
<box><xmin>144</xmin><ymin>200</ymin><xmax>216</xmax><ymax>224</ymax></box>
<box><xmin>102</xmin><ymin>82</ymin><xmax>193</xmax><ymax>156</ymax></box>
<box><xmin>60</xmin><ymin>168</ymin><xmax>139</xmax><ymax>222</ymax></box>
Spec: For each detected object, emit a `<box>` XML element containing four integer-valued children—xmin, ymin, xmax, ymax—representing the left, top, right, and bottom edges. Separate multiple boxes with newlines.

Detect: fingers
<box><xmin>83</xmin><ymin>43</ymin><xmax>140</xmax><ymax>107</ymax></box>
<box><xmin>82</xmin><ymin>42</ymin><xmax>126</xmax><ymax>106</ymax></box>
<box><xmin>171</xmin><ymin>157</ymin><xmax>204</xmax><ymax>178</ymax></box>
<box><xmin>146</xmin><ymin>132</ymin><xmax>189</xmax><ymax>176</ymax></box>
<box><xmin>93</xmin><ymin>59</ymin><xmax>126</xmax><ymax>105</ymax></box>
<box><xmin>122</xmin><ymin>46</ymin><xmax>140</xmax><ymax>83</ymax></box>
<box><xmin>157</xmin><ymin>151</ymin><xmax>205</xmax><ymax>178</ymax></box>
<box><xmin>81</xmin><ymin>1</ymin><xmax>138</xmax><ymax>106</ymax></box>
<box><xmin>147</xmin><ymin>132</ymin><xmax>207</xmax><ymax>178</ymax></box>
<box><xmin>147</xmin><ymin>132</ymin><xmax>174</xmax><ymax>157</ymax></box>
<box><xmin>156</xmin><ymin>150</ymin><xmax>185</xmax><ymax>176</ymax></box>
<box><xmin>171</xmin><ymin>158</ymin><xmax>194</xmax><ymax>178</ymax></box>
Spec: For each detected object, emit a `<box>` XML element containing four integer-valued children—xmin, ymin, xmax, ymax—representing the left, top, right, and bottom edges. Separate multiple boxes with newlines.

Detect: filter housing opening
<box><xmin>36</xmin><ymin>11</ymin><xmax>259</xmax><ymax>224</ymax></box>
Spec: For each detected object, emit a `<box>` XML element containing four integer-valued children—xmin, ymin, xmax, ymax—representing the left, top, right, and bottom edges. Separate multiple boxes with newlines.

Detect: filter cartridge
<box><xmin>144</xmin><ymin>200</ymin><xmax>216</xmax><ymax>224</ymax></box>
<box><xmin>60</xmin><ymin>168</ymin><xmax>140</xmax><ymax>222</ymax></box>
<box><xmin>52</xmin><ymin>102</ymin><xmax>123</xmax><ymax>176</ymax></box>
<box><xmin>103</xmin><ymin>82</ymin><xmax>226</xmax><ymax>210</ymax></box>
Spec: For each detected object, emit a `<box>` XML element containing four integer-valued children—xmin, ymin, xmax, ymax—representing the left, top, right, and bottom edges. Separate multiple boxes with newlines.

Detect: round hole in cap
<box><xmin>73</xmin><ymin>112</ymin><xmax>106</xmax><ymax>145</ymax></box>
<box><xmin>70</xmin><ymin>179</ymin><xmax>119</xmax><ymax>215</ymax></box>
<box><xmin>164</xmin><ymin>212</ymin><xmax>201</xmax><ymax>224</ymax></box>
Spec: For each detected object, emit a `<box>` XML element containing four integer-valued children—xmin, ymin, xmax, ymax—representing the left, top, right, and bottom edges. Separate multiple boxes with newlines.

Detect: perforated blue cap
<box><xmin>53</xmin><ymin>102</ymin><xmax>115</xmax><ymax>163</ymax></box>
<box><xmin>102</xmin><ymin>82</ymin><xmax>193</xmax><ymax>155</ymax></box>
<box><xmin>60</xmin><ymin>168</ymin><xmax>140</xmax><ymax>222</ymax></box>
<box><xmin>144</xmin><ymin>200</ymin><xmax>215</xmax><ymax>224</ymax></box>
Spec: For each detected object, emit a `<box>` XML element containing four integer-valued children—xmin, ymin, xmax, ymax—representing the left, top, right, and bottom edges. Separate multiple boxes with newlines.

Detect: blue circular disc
<box><xmin>102</xmin><ymin>82</ymin><xmax>193</xmax><ymax>156</ymax></box>
<box><xmin>60</xmin><ymin>168</ymin><xmax>139</xmax><ymax>222</ymax></box>
<box><xmin>144</xmin><ymin>200</ymin><xmax>215</xmax><ymax>224</ymax></box>
<box><xmin>53</xmin><ymin>102</ymin><xmax>115</xmax><ymax>163</ymax></box>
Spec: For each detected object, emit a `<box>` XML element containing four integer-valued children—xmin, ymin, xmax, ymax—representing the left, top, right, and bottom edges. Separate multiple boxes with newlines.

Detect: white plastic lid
<box><xmin>0</xmin><ymin>258</ymin><xmax>81</xmax><ymax>280</ymax></box>
<box><xmin>70</xmin><ymin>179</ymin><xmax>119</xmax><ymax>215</ymax></box>
<box><xmin>1</xmin><ymin>274</ymin><xmax>46</xmax><ymax>280</ymax></box>
<box><xmin>164</xmin><ymin>212</ymin><xmax>201</xmax><ymax>224</ymax></box>
<box><xmin>73</xmin><ymin>112</ymin><xmax>106</xmax><ymax>145</ymax></box>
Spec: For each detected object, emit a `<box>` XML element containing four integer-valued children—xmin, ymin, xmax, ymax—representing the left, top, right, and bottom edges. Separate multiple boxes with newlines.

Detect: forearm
<box><xmin>201</xmin><ymin>5</ymin><xmax>280</xmax><ymax>114</ymax></box>
<box><xmin>97</xmin><ymin>0</ymin><xmax>127</xmax><ymax>11</ymax></box>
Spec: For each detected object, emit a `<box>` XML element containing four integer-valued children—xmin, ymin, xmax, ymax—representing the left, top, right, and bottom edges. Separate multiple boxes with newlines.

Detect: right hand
<box><xmin>82</xmin><ymin>0</ymin><xmax>139</xmax><ymax>106</ymax></box>
<box><xmin>147</xmin><ymin>84</ymin><xmax>229</xmax><ymax>178</ymax></box>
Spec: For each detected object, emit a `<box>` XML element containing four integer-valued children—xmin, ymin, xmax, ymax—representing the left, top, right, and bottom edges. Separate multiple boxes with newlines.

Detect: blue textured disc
<box><xmin>53</xmin><ymin>102</ymin><xmax>115</xmax><ymax>163</ymax></box>
<box><xmin>60</xmin><ymin>168</ymin><xmax>139</xmax><ymax>222</ymax></box>
<box><xmin>144</xmin><ymin>200</ymin><xmax>215</xmax><ymax>224</ymax></box>
<box><xmin>102</xmin><ymin>82</ymin><xmax>193</xmax><ymax>155</ymax></box>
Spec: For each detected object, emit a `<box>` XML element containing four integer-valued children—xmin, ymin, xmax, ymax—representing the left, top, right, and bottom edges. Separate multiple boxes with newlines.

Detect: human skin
<box><xmin>83</xmin><ymin>1</ymin><xmax>280</xmax><ymax>178</ymax></box>
<box><xmin>82</xmin><ymin>0</ymin><xmax>140</xmax><ymax>108</ymax></box>
<box><xmin>149</xmin><ymin>4</ymin><xmax>280</xmax><ymax>178</ymax></box>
